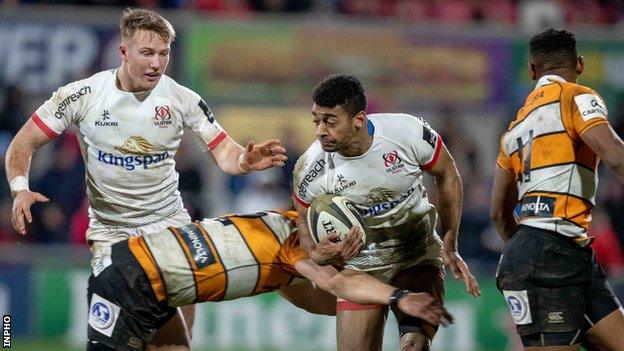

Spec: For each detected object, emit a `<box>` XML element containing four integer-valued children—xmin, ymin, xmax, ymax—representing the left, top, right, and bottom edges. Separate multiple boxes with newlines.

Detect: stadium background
<box><xmin>1</xmin><ymin>1</ymin><xmax>624</xmax><ymax>350</ymax></box>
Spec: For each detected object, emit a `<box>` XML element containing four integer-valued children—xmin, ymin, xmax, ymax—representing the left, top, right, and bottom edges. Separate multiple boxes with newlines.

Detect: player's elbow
<box><xmin>603</xmin><ymin>155</ymin><xmax>624</xmax><ymax>177</ymax></box>
<box><xmin>314</xmin><ymin>275</ymin><xmax>337</xmax><ymax>296</ymax></box>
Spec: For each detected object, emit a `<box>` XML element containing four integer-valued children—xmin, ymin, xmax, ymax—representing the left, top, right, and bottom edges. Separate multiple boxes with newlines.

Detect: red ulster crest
<box><xmin>154</xmin><ymin>106</ymin><xmax>171</xmax><ymax>120</ymax></box>
<box><xmin>153</xmin><ymin>106</ymin><xmax>173</xmax><ymax>128</ymax></box>
<box><xmin>383</xmin><ymin>150</ymin><xmax>401</xmax><ymax>167</ymax></box>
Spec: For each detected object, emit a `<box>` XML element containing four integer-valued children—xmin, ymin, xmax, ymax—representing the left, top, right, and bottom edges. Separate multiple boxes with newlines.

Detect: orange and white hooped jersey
<box><xmin>127</xmin><ymin>210</ymin><xmax>308</xmax><ymax>306</ymax></box>
<box><xmin>497</xmin><ymin>75</ymin><xmax>609</xmax><ymax>241</ymax></box>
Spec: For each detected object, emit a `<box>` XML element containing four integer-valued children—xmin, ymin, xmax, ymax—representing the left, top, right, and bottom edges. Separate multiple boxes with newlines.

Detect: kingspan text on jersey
<box><xmin>97</xmin><ymin>150</ymin><xmax>171</xmax><ymax>170</ymax></box>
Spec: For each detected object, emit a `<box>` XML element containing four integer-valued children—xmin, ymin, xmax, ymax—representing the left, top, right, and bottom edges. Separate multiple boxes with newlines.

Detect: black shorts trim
<box><xmin>520</xmin><ymin>330</ymin><xmax>582</xmax><ymax>347</ymax></box>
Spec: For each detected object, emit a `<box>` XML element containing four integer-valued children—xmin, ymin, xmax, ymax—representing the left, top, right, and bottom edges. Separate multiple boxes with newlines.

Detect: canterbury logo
<box><xmin>114</xmin><ymin>136</ymin><xmax>153</xmax><ymax>155</ymax></box>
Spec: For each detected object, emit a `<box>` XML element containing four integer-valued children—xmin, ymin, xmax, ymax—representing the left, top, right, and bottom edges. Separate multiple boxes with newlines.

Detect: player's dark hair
<box><xmin>529</xmin><ymin>29</ymin><xmax>577</xmax><ymax>71</ymax></box>
<box><xmin>313</xmin><ymin>74</ymin><xmax>367</xmax><ymax>117</ymax></box>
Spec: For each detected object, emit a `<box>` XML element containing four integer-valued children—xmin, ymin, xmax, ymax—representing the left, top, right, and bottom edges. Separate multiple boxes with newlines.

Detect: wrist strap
<box><xmin>238</xmin><ymin>153</ymin><xmax>251</xmax><ymax>174</ymax></box>
<box><xmin>10</xmin><ymin>176</ymin><xmax>29</xmax><ymax>197</ymax></box>
<box><xmin>389</xmin><ymin>288</ymin><xmax>411</xmax><ymax>306</ymax></box>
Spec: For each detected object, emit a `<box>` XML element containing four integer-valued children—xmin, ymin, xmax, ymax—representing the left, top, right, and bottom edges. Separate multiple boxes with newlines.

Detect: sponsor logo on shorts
<box><xmin>91</xmin><ymin>302</ymin><xmax>112</xmax><ymax>328</ymax></box>
<box><xmin>88</xmin><ymin>293</ymin><xmax>120</xmax><ymax>337</ymax></box>
<box><xmin>548</xmin><ymin>311</ymin><xmax>564</xmax><ymax>324</ymax></box>
<box><xmin>503</xmin><ymin>290</ymin><xmax>532</xmax><ymax>325</ymax></box>
<box><xmin>92</xmin><ymin>255</ymin><xmax>112</xmax><ymax>277</ymax></box>
<box><xmin>297</xmin><ymin>159</ymin><xmax>326</xmax><ymax>200</ymax></box>
<box><xmin>54</xmin><ymin>85</ymin><xmax>91</xmax><ymax>119</ymax></box>
<box><xmin>127</xmin><ymin>337</ymin><xmax>144</xmax><ymax>350</ymax></box>
<box><xmin>153</xmin><ymin>106</ymin><xmax>173</xmax><ymax>128</ymax></box>
<box><xmin>383</xmin><ymin>150</ymin><xmax>406</xmax><ymax>174</ymax></box>
<box><xmin>519</xmin><ymin>196</ymin><xmax>556</xmax><ymax>218</ymax></box>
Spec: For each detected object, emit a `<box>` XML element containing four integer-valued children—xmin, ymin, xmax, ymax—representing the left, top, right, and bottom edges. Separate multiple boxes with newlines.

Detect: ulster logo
<box><xmin>383</xmin><ymin>150</ymin><xmax>405</xmax><ymax>174</ymax></box>
<box><xmin>383</xmin><ymin>150</ymin><xmax>401</xmax><ymax>167</ymax></box>
<box><xmin>154</xmin><ymin>106</ymin><xmax>173</xmax><ymax>128</ymax></box>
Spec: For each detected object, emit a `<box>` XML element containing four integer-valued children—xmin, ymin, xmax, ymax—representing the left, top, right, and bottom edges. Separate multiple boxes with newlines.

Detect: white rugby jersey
<box><xmin>294</xmin><ymin>113</ymin><xmax>444</xmax><ymax>277</ymax></box>
<box><xmin>33</xmin><ymin>69</ymin><xmax>226</xmax><ymax>228</ymax></box>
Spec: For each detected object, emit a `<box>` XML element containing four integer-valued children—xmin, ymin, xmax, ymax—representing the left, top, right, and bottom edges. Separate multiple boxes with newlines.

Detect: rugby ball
<box><xmin>307</xmin><ymin>194</ymin><xmax>366</xmax><ymax>244</ymax></box>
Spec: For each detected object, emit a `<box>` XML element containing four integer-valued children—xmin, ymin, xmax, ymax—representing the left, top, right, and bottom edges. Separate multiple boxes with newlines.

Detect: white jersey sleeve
<box><xmin>175</xmin><ymin>84</ymin><xmax>227</xmax><ymax>152</ymax></box>
<box><xmin>292</xmin><ymin>142</ymin><xmax>327</xmax><ymax>207</ymax></box>
<box><xmin>404</xmin><ymin>115</ymin><xmax>442</xmax><ymax>170</ymax></box>
<box><xmin>33</xmin><ymin>78</ymin><xmax>93</xmax><ymax>138</ymax></box>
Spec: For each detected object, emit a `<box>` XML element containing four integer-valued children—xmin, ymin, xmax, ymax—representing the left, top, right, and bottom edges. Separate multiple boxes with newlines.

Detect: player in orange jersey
<box><xmin>491</xmin><ymin>28</ymin><xmax>624</xmax><ymax>351</ymax></box>
<box><xmin>86</xmin><ymin>210</ymin><xmax>452</xmax><ymax>351</ymax></box>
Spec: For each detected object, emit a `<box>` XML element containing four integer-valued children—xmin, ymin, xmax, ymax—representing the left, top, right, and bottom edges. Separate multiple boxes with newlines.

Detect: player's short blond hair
<box><xmin>119</xmin><ymin>8</ymin><xmax>176</xmax><ymax>43</ymax></box>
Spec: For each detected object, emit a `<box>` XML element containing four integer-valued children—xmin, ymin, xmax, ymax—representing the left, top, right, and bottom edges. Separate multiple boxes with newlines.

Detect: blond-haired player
<box><xmin>5</xmin><ymin>8</ymin><xmax>286</xmax><ymax>351</ymax></box>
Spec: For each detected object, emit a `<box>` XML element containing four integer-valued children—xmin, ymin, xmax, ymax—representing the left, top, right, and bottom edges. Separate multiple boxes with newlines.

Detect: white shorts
<box><xmin>87</xmin><ymin>209</ymin><xmax>191</xmax><ymax>269</ymax></box>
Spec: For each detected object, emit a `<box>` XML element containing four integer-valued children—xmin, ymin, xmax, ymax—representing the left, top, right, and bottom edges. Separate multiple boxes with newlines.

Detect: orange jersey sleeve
<box><xmin>277</xmin><ymin>234</ymin><xmax>309</xmax><ymax>277</ymax></box>
<box><xmin>561</xmin><ymin>84</ymin><xmax>609</xmax><ymax>140</ymax></box>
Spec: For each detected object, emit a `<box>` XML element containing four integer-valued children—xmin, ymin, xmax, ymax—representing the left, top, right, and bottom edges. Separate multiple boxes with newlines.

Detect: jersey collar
<box><xmin>535</xmin><ymin>75</ymin><xmax>566</xmax><ymax>89</ymax></box>
<box><xmin>367</xmin><ymin>119</ymin><xmax>375</xmax><ymax>136</ymax></box>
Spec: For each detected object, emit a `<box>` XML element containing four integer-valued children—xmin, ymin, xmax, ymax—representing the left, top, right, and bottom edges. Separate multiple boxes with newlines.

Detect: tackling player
<box><xmin>5</xmin><ymin>8</ymin><xmax>286</xmax><ymax>351</ymax></box>
<box><xmin>293</xmin><ymin>74</ymin><xmax>480</xmax><ymax>351</ymax></box>
<box><xmin>86</xmin><ymin>210</ymin><xmax>452</xmax><ymax>351</ymax></box>
<box><xmin>491</xmin><ymin>29</ymin><xmax>624</xmax><ymax>351</ymax></box>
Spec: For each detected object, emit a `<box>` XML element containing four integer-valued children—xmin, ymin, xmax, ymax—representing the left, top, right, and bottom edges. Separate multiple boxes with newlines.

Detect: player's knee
<box><xmin>400</xmin><ymin>332</ymin><xmax>429</xmax><ymax>351</ymax></box>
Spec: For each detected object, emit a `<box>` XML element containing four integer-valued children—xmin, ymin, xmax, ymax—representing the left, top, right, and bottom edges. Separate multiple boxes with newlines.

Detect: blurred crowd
<box><xmin>1</xmin><ymin>3</ymin><xmax>624</xmax><ymax>300</ymax></box>
<box><xmin>1</xmin><ymin>0</ymin><xmax>624</xmax><ymax>26</ymax></box>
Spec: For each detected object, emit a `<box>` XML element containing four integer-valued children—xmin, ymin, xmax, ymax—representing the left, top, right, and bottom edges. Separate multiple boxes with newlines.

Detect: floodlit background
<box><xmin>1</xmin><ymin>1</ymin><xmax>624</xmax><ymax>350</ymax></box>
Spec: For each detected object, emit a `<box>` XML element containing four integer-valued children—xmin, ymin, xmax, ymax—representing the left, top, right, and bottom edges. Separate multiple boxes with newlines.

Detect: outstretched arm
<box><xmin>209</xmin><ymin>137</ymin><xmax>287</xmax><ymax>175</ymax></box>
<box><xmin>294</xmin><ymin>260</ymin><xmax>452</xmax><ymax>326</ymax></box>
<box><xmin>6</xmin><ymin>118</ymin><xmax>53</xmax><ymax>235</ymax></box>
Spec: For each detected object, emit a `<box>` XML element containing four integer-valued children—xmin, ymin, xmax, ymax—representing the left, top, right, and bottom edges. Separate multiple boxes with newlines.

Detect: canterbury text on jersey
<box><xmin>293</xmin><ymin>114</ymin><xmax>444</xmax><ymax>278</ymax></box>
<box><xmin>497</xmin><ymin>75</ymin><xmax>609</xmax><ymax>243</ymax></box>
<box><xmin>32</xmin><ymin>69</ymin><xmax>227</xmax><ymax>230</ymax></box>
<box><xmin>127</xmin><ymin>211</ymin><xmax>308</xmax><ymax>306</ymax></box>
